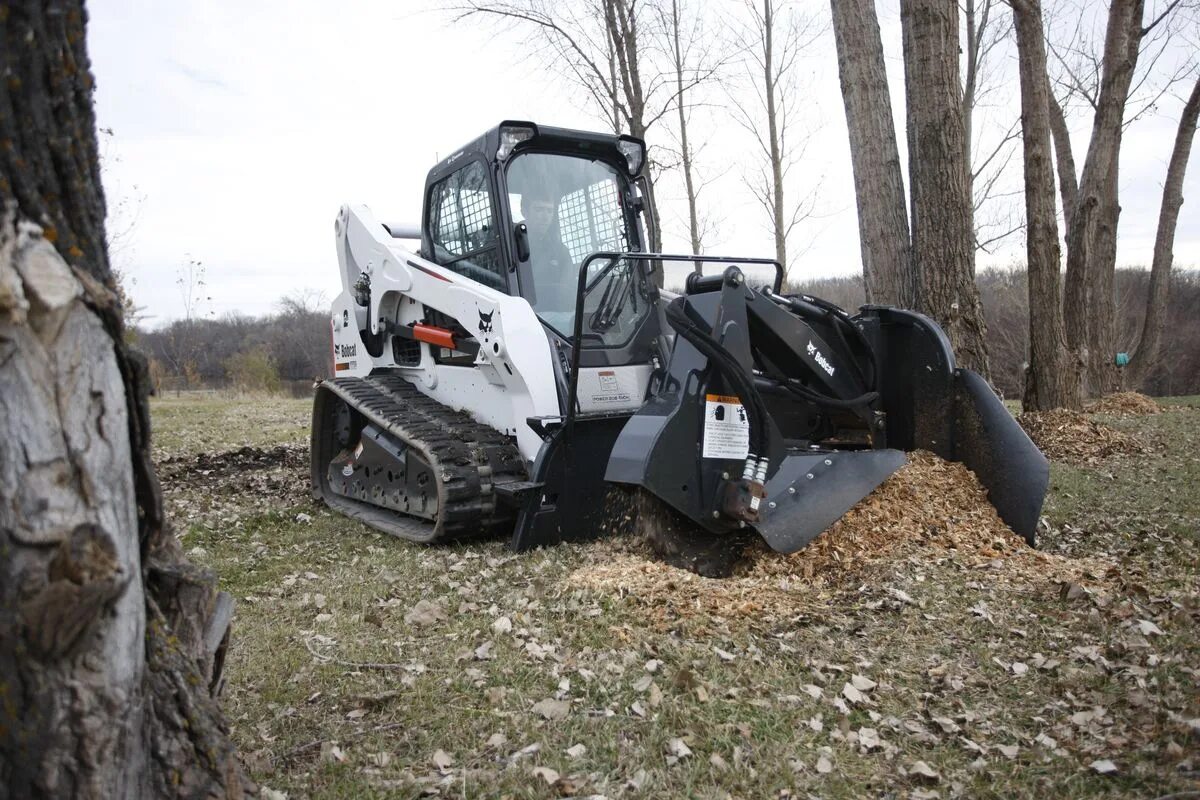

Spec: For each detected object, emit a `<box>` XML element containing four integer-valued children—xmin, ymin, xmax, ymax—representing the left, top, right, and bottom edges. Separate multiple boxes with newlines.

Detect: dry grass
<box><xmin>154</xmin><ymin>393</ymin><xmax>1200</xmax><ymax>799</ymax></box>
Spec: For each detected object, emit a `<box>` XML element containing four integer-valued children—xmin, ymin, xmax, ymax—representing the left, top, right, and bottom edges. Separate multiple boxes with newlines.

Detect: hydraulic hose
<box><xmin>664</xmin><ymin>297</ymin><xmax>770</xmax><ymax>458</ymax></box>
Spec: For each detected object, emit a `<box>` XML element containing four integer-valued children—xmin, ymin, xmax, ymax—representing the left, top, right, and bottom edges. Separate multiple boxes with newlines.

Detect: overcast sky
<box><xmin>87</xmin><ymin>0</ymin><xmax>1198</xmax><ymax>326</ymax></box>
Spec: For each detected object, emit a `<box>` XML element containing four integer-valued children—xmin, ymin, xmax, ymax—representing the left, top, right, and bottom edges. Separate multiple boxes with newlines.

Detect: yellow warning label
<box><xmin>704</xmin><ymin>393</ymin><xmax>741</xmax><ymax>404</ymax></box>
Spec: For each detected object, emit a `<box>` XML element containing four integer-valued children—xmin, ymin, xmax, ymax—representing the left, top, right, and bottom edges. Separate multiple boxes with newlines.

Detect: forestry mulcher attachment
<box><xmin>313</xmin><ymin>121</ymin><xmax>1048</xmax><ymax>575</ymax></box>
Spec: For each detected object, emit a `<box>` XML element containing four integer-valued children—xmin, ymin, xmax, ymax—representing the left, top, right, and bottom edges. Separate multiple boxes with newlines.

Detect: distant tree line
<box><xmin>136</xmin><ymin>269</ymin><xmax>1199</xmax><ymax>400</ymax></box>
<box><xmin>791</xmin><ymin>267</ymin><xmax>1200</xmax><ymax>400</ymax></box>
<box><xmin>134</xmin><ymin>293</ymin><xmax>328</xmax><ymax>393</ymax></box>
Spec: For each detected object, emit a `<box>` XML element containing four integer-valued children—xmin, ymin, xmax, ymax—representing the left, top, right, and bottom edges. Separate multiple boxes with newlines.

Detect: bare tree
<box><xmin>730</xmin><ymin>0</ymin><xmax>824</xmax><ymax>271</ymax></box>
<box><xmin>451</xmin><ymin>0</ymin><xmax>727</xmax><ymax>257</ymax></box>
<box><xmin>0</xmin><ymin>2</ymin><xmax>245</xmax><ymax>795</ymax></box>
<box><xmin>902</xmin><ymin>0</ymin><xmax>991</xmax><ymax>377</ymax></box>
<box><xmin>1127</xmin><ymin>74</ymin><xmax>1200</xmax><ymax>384</ymax></box>
<box><xmin>1047</xmin><ymin>0</ymin><xmax>1195</xmax><ymax>395</ymax></box>
<box><xmin>1060</xmin><ymin>0</ymin><xmax>1144</xmax><ymax>395</ymax></box>
<box><xmin>654</xmin><ymin>0</ymin><xmax>730</xmax><ymax>261</ymax></box>
<box><xmin>830</xmin><ymin>0</ymin><xmax>914</xmax><ymax>306</ymax></box>
<box><xmin>1011</xmin><ymin>0</ymin><xmax>1081</xmax><ymax>409</ymax></box>
<box><xmin>963</xmin><ymin>0</ymin><xmax>1026</xmax><ymax>258</ymax></box>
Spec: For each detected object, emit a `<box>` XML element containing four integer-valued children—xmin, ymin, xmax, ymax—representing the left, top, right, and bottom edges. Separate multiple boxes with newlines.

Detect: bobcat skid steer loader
<box><xmin>312</xmin><ymin>121</ymin><xmax>1048</xmax><ymax>575</ymax></box>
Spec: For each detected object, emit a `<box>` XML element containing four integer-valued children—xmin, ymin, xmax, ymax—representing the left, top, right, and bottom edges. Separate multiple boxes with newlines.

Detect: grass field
<box><xmin>152</xmin><ymin>393</ymin><xmax>1200</xmax><ymax>799</ymax></box>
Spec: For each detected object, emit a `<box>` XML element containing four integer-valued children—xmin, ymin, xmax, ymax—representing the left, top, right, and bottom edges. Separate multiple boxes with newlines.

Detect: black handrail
<box><xmin>564</xmin><ymin>252</ymin><xmax>784</xmax><ymax>431</ymax></box>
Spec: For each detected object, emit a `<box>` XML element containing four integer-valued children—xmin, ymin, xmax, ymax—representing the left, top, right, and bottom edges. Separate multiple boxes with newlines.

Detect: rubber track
<box><xmin>320</xmin><ymin>375</ymin><xmax>526</xmax><ymax>541</ymax></box>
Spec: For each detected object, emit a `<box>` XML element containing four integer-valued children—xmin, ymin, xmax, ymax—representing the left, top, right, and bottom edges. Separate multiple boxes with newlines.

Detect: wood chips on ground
<box><xmin>570</xmin><ymin>451</ymin><xmax>1105</xmax><ymax>628</ymax></box>
<box><xmin>1085</xmin><ymin>391</ymin><xmax>1162</xmax><ymax>416</ymax></box>
<box><xmin>1017</xmin><ymin>408</ymin><xmax>1146</xmax><ymax>463</ymax></box>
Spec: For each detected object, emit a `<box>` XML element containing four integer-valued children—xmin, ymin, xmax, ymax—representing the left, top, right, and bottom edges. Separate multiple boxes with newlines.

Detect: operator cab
<box><xmin>420</xmin><ymin>122</ymin><xmax>662</xmax><ymax>369</ymax></box>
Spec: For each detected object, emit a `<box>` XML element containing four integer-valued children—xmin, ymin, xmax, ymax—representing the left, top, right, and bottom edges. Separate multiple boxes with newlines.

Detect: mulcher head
<box><xmin>604</xmin><ymin>267</ymin><xmax>1048</xmax><ymax>567</ymax></box>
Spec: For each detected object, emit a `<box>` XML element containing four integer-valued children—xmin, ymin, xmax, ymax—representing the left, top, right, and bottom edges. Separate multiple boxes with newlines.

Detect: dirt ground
<box><xmin>153</xmin><ymin>392</ymin><xmax>1200</xmax><ymax>799</ymax></box>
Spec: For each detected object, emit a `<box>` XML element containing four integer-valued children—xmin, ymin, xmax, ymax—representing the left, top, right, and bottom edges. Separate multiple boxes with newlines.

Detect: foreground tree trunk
<box><xmin>1011</xmin><ymin>0</ymin><xmax>1080</xmax><ymax>410</ymax></box>
<box><xmin>1127</xmin><ymin>76</ymin><xmax>1200</xmax><ymax>387</ymax></box>
<box><xmin>901</xmin><ymin>0</ymin><xmax>990</xmax><ymax>378</ymax></box>
<box><xmin>830</xmin><ymin>0</ymin><xmax>914</xmax><ymax>306</ymax></box>
<box><xmin>0</xmin><ymin>2</ymin><xmax>246</xmax><ymax>796</ymax></box>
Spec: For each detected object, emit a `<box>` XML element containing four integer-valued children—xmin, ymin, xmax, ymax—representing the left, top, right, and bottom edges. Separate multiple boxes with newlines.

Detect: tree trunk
<box><xmin>1127</xmin><ymin>75</ymin><xmax>1200</xmax><ymax>387</ymax></box>
<box><xmin>669</xmin><ymin>0</ymin><xmax>703</xmax><ymax>262</ymax></box>
<box><xmin>1061</xmin><ymin>0</ymin><xmax>1144</xmax><ymax>396</ymax></box>
<box><xmin>1012</xmin><ymin>0</ymin><xmax>1080</xmax><ymax>410</ymax></box>
<box><xmin>604</xmin><ymin>0</ymin><xmax>662</xmax><ymax>254</ymax></box>
<box><xmin>1047</xmin><ymin>89</ymin><xmax>1079</xmax><ymax>233</ymax></box>
<box><xmin>830</xmin><ymin>0</ymin><xmax>914</xmax><ymax>306</ymax></box>
<box><xmin>0</xmin><ymin>2</ymin><xmax>247</xmax><ymax>796</ymax></box>
<box><xmin>762</xmin><ymin>0</ymin><xmax>788</xmax><ymax>269</ymax></box>
<box><xmin>901</xmin><ymin>0</ymin><xmax>990</xmax><ymax>378</ymax></box>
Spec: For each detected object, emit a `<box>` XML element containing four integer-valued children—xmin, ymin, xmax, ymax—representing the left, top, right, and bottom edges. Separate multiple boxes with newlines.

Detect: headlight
<box><xmin>617</xmin><ymin>137</ymin><xmax>645</xmax><ymax>175</ymax></box>
<box><xmin>497</xmin><ymin>124</ymin><xmax>536</xmax><ymax>160</ymax></box>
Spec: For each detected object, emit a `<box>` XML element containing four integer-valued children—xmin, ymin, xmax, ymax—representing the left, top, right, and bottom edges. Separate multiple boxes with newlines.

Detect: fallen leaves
<box><xmin>908</xmin><ymin>760</ymin><xmax>940</xmax><ymax>784</ymax></box>
<box><xmin>430</xmin><ymin>749</ymin><xmax>454</xmax><ymax>774</ymax></box>
<box><xmin>530</xmin><ymin>698</ymin><xmax>571</xmax><ymax>721</ymax></box>
<box><xmin>404</xmin><ymin>599</ymin><xmax>446</xmax><ymax>627</ymax></box>
<box><xmin>666</xmin><ymin>737</ymin><xmax>693</xmax><ymax>759</ymax></box>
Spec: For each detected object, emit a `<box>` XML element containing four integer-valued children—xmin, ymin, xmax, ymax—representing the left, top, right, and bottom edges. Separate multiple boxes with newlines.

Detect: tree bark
<box><xmin>1061</xmin><ymin>0</ymin><xmax>1144</xmax><ymax>396</ymax></box>
<box><xmin>830</xmin><ymin>0</ymin><xmax>914</xmax><ymax>306</ymax></box>
<box><xmin>901</xmin><ymin>0</ymin><xmax>990</xmax><ymax>378</ymax></box>
<box><xmin>1047</xmin><ymin>89</ymin><xmax>1079</xmax><ymax>234</ymax></box>
<box><xmin>0</xmin><ymin>2</ymin><xmax>247</xmax><ymax>796</ymax></box>
<box><xmin>1127</xmin><ymin>75</ymin><xmax>1200</xmax><ymax>387</ymax></box>
<box><xmin>1011</xmin><ymin>0</ymin><xmax>1080</xmax><ymax>410</ymax></box>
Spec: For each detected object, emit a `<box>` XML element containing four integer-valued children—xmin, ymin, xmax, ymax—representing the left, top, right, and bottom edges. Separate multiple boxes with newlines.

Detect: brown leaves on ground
<box><xmin>159</xmin><ymin>442</ymin><xmax>308</xmax><ymax>497</ymax></box>
<box><xmin>1085</xmin><ymin>391</ymin><xmax>1161</xmax><ymax>416</ymax></box>
<box><xmin>157</xmin><ymin>443</ymin><xmax>310</xmax><ymax>527</ymax></box>
<box><xmin>570</xmin><ymin>451</ymin><xmax>1106</xmax><ymax>628</ymax></box>
<box><xmin>1017</xmin><ymin>408</ymin><xmax>1146</xmax><ymax>463</ymax></box>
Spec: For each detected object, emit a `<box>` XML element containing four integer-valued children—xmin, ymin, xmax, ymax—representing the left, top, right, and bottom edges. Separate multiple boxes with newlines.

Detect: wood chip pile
<box><xmin>570</xmin><ymin>452</ymin><xmax>1100</xmax><ymax>628</ymax></box>
<box><xmin>1085</xmin><ymin>391</ymin><xmax>1162</xmax><ymax>416</ymax></box>
<box><xmin>1017</xmin><ymin>409</ymin><xmax>1146</xmax><ymax>463</ymax></box>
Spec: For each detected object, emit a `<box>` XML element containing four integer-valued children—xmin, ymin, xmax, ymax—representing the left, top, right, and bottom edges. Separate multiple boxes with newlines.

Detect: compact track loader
<box><xmin>312</xmin><ymin>121</ymin><xmax>1048</xmax><ymax>575</ymax></box>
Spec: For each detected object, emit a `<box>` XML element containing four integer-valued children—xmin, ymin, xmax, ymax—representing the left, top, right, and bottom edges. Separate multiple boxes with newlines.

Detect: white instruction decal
<box><xmin>702</xmin><ymin>393</ymin><xmax>750</xmax><ymax>459</ymax></box>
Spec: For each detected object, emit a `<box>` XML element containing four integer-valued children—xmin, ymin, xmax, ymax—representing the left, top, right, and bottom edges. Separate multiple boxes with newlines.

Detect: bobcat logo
<box><xmin>478</xmin><ymin>308</ymin><xmax>494</xmax><ymax>334</ymax></box>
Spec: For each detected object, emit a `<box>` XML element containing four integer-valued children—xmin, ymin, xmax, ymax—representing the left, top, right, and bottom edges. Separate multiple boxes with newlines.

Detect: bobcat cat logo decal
<box><xmin>478</xmin><ymin>308</ymin><xmax>494</xmax><ymax>334</ymax></box>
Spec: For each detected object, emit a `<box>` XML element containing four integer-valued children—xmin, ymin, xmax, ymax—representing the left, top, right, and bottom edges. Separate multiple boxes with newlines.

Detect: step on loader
<box><xmin>312</xmin><ymin>121</ymin><xmax>1048</xmax><ymax>576</ymax></box>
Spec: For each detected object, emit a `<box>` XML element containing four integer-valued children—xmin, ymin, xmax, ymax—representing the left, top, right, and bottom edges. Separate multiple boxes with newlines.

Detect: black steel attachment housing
<box><xmin>598</xmin><ymin>265</ymin><xmax>1049</xmax><ymax>555</ymax></box>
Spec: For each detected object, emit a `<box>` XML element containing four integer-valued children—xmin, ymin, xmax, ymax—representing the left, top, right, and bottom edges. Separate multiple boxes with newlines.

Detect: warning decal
<box><xmin>702</xmin><ymin>393</ymin><xmax>750</xmax><ymax>459</ymax></box>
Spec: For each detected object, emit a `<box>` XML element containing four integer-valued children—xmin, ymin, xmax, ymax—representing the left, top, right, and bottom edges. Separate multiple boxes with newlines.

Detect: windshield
<box><xmin>508</xmin><ymin>153</ymin><xmax>646</xmax><ymax>343</ymax></box>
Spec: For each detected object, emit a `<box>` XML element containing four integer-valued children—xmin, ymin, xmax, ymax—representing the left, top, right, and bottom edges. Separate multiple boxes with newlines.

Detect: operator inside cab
<box><xmin>506</xmin><ymin>151</ymin><xmax>635</xmax><ymax>335</ymax></box>
<box><xmin>518</xmin><ymin>185</ymin><xmax>575</xmax><ymax>317</ymax></box>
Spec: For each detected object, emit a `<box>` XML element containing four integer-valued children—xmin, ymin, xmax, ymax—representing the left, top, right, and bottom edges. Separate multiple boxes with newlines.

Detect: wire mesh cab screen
<box><xmin>428</xmin><ymin>160</ymin><xmax>504</xmax><ymax>289</ymax></box>
<box><xmin>507</xmin><ymin>152</ymin><xmax>645</xmax><ymax>347</ymax></box>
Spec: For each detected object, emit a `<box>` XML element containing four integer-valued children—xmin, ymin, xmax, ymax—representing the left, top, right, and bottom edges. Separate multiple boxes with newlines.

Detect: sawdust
<box><xmin>568</xmin><ymin>450</ymin><xmax>1104</xmax><ymax>633</ymax></box>
<box><xmin>570</xmin><ymin>451</ymin><xmax>1106</xmax><ymax>628</ymax></box>
<box><xmin>1017</xmin><ymin>408</ymin><xmax>1146</xmax><ymax>464</ymax></box>
<box><xmin>1085</xmin><ymin>391</ymin><xmax>1162</xmax><ymax>416</ymax></box>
